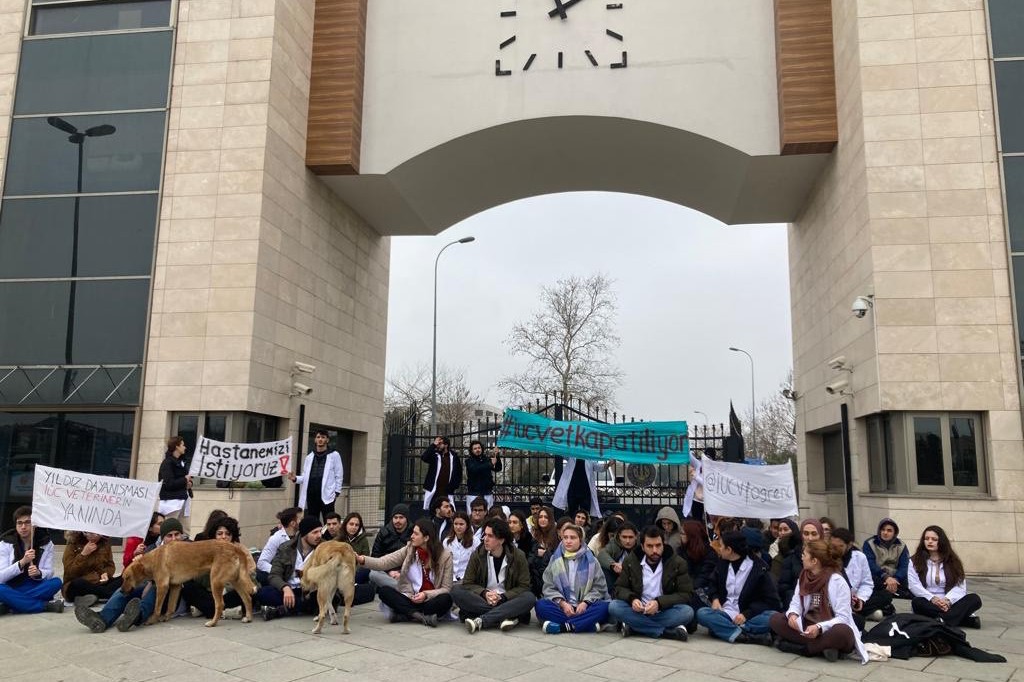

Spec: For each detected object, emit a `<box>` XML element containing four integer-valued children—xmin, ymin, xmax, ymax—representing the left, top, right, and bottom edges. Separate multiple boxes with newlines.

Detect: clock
<box><xmin>495</xmin><ymin>1</ymin><xmax>628</xmax><ymax>76</ymax></box>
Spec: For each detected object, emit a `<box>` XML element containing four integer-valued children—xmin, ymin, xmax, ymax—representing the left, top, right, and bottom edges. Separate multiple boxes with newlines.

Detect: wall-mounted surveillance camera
<box><xmin>291</xmin><ymin>361</ymin><xmax>316</xmax><ymax>375</ymax></box>
<box><xmin>825</xmin><ymin>377</ymin><xmax>849</xmax><ymax>395</ymax></box>
<box><xmin>852</xmin><ymin>295</ymin><xmax>874</xmax><ymax>319</ymax></box>
<box><xmin>290</xmin><ymin>382</ymin><xmax>313</xmax><ymax>396</ymax></box>
<box><xmin>827</xmin><ymin>355</ymin><xmax>848</xmax><ymax>370</ymax></box>
<box><xmin>781</xmin><ymin>388</ymin><xmax>800</xmax><ymax>400</ymax></box>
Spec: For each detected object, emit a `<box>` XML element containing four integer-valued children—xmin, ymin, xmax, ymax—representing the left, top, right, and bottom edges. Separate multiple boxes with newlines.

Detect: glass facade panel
<box><xmin>950</xmin><ymin>417</ymin><xmax>979</xmax><ymax>487</ymax></box>
<box><xmin>995</xmin><ymin>62</ymin><xmax>1024</xmax><ymax>154</ymax></box>
<box><xmin>988</xmin><ymin>0</ymin><xmax>1024</xmax><ymax>58</ymax></box>
<box><xmin>913</xmin><ymin>417</ymin><xmax>945</xmax><ymax>486</ymax></box>
<box><xmin>16</xmin><ymin>32</ymin><xmax>171</xmax><ymax>114</ymax></box>
<box><xmin>5</xmin><ymin>112</ymin><xmax>166</xmax><ymax>196</ymax></box>
<box><xmin>0</xmin><ymin>411</ymin><xmax>135</xmax><ymax>526</ymax></box>
<box><xmin>0</xmin><ymin>195</ymin><xmax>158</xmax><ymax>278</ymax></box>
<box><xmin>1005</xmin><ymin>157</ymin><xmax>1024</xmax><ymax>253</ymax></box>
<box><xmin>822</xmin><ymin>430</ymin><xmax>845</xmax><ymax>491</ymax></box>
<box><xmin>0</xmin><ymin>280</ymin><xmax>149</xmax><ymax>365</ymax></box>
<box><xmin>30</xmin><ymin>0</ymin><xmax>171</xmax><ymax>35</ymax></box>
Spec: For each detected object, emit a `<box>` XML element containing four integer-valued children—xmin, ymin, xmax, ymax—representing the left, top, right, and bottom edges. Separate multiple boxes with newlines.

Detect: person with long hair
<box><xmin>908</xmin><ymin>525</ymin><xmax>982</xmax><ymax>629</ymax></box>
<box><xmin>194</xmin><ymin>509</ymin><xmax>229</xmax><ymax>541</ymax></box>
<box><xmin>531</xmin><ymin>506</ymin><xmax>558</xmax><ymax>560</ymax></box>
<box><xmin>181</xmin><ymin>517</ymin><xmax>252</xmax><ymax>620</ymax></box>
<box><xmin>697</xmin><ymin>530</ymin><xmax>780</xmax><ymax>644</ymax></box>
<box><xmin>588</xmin><ymin>515</ymin><xmax>622</xmax><ymax>554</ymax></box>
<box><xmin>358</xmin><ymin>518</ymin><xmax>453</xmax><ymax>626</ymax></box>
<box><xmin>535</xmin><ymin>523</ymin><xmax>610</xmax><ymax>634</ymax></box>
<box><xmin>442</xmin><ymin>511</ymin><xmax>479</xmax><ymax>582</ymax></box>
<box><xmin>62</xmin><ymin>531</ymin><xmax>120</xmax><ymax>605</ymax></box>
<box><xmin>123</xmin><ymin>512</ymin><xmax>163</xmax><ymax>568</ymax></box>
<box><xmin>338</xmin><ymin>512</ymin><xmax>370</xmax><ymax>555</ymax></box>
<box><xmin>158</xmin><ymin>435</ymin><xmax>192</xmax><ymax>520</ymax></box>
<box><xmin>769</xmin><ymin>539</ymin><xmax>868</xmax><ymax>662</ymax></box>
<box><xmin>680</xmin><ymin>518</ymin><xmax>716</xmax><ymax>625</ymax></box>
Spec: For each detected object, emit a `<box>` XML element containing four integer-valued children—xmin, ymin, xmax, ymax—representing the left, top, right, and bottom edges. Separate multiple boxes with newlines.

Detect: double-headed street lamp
<box><xmin>431</xmin><ymin>236</ymin><xmax>476</xmax><ymax>434</ymax></box>
<box><xmin>729</xmin><ymin>346</ymin><xmax>756</xmax><ymax>457</ymax></box>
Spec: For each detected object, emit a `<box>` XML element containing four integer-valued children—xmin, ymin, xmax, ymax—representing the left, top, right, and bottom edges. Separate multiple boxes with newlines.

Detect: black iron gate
<box><xmin>384</xmin><ymin>398</ymin><xmax>725</xmax><ymax>525</ymax></box>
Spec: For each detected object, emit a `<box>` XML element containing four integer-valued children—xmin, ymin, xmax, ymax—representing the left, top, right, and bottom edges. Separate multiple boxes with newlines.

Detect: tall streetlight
<box><xmin>729</xmin><ymin>346</ymin><xmax>756</xmax><ymax>458</ymax></box>
<box><xmin>693</xmin><ymin>410</ymin><xmax>710</xmax><ymax>429</ymax></box>
<box><xmin>47</xmin><ymin>116</ymin><xmax>115</xmax><ymax>398</ymax></box>
<box><xmin>431</xmin><ymin>236</ymin><xmax>476</xmax><ymax>433</ymax></box>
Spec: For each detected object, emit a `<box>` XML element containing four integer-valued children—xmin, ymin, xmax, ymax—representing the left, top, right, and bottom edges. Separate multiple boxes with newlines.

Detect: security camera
<box><xmin>291</xmin><ymin>361</ymin><xmax>316</xmax><ymax>375</ymax></box>
<box><xmin>825</xmin><ymin>377</ymin><xmax>849</xmax><ymax>395</ymax></box>
<box><xmin>852</xmin><ymin>295</ymin><xmax>874</xmax><ymax>318</ymax></box>
<box><xmin>827</xmin><ymin>355</ymin><xmax>847</xmax><ymax>371</ymax></box>
<box><xmin>781</xmin><ymin>388</ymin><xmax>799</xmax><ymax>400</ymax></box>
<box><xmin>290</xmin><ymin>382</ymin><xmax>313</xmax><ymax>396</ymax></box>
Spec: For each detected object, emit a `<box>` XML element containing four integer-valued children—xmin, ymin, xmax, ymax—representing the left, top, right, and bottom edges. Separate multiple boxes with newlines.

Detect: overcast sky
<box><xmin>385</xmin><ymin>192</ymin><xmax>793</xmax><ymax>425</ymax></box>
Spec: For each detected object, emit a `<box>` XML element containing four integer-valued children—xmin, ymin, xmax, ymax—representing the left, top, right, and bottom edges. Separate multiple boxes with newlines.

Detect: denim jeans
<box><xmin>99</xmin><ymin>584</ymin><xmax>156</xmax><ymax>627</ymax></box>
<box><xmin>535</xmin><ymin>598</ymin><xmax>610</xmax><ymax>632</ymax></box>
<box><xmin>607</xmin><ymin>600</ymin><xmax>694</xmax><ymax>637</ymax></box>
<box><xmin>696</xmin><ymin>607</ymin><xmax>775</xmax><ymax>642</ymax></box>
<box><xmin>0</xmin><ymin>578</ymin><xmax>61</xmax><ymax>613</ymax></box>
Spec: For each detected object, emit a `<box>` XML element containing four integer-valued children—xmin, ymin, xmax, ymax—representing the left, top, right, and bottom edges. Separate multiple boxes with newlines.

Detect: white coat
<box><xmin>552</xmin><ymin>457</ymin><xmax>602</xmax><ymax>517</ymax></box>
<box><xmin>787</xmin><ymin>572</ymin><xmax>868</xmax><ymax>663</ymax></box>
<box><xmin>296</xmin><ymin>449</ymin><xmax>343</xmax><ymax>508</ymax></box>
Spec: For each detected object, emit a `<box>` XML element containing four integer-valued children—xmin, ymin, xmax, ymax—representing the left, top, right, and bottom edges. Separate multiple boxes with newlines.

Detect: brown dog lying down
<box><xmin>300</xmin><ymin>540</ymin><xmax>356</xmax><ymax>634</ymax></box>
<box><xmin>120</xmin><ymin>541</ymin><xmax>257</xmax><ymax>627</ymax></box>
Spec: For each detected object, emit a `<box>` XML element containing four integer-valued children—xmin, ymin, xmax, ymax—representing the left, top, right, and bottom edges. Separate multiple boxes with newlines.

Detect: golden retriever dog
<box><xmin>300</xmin><ymin>540</ymin><xmax>356</xmax><ymax>635</ymax></box>
<box><xmin>120</xmin><ymin>541</ymin><xmax>257</xmax><ymax>627</ymax></box>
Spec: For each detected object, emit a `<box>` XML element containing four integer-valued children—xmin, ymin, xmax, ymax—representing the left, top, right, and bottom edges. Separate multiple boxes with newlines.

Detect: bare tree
<box><xmin>499</xmin><ymin>273</ymin><xmax>623</xmax><ymax>408</ymax></box>
<box><xmin>742</xmin><ymin>370</ymin><xmax>797</xmax><ymax>465</ymax></box>
<box><xmin>385</xmin><ymin>363</ymin><xmax>481</xmax><ymax>430</ymax></box>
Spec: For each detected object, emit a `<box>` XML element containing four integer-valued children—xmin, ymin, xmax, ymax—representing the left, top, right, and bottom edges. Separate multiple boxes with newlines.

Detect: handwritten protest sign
<box><xmin>497</xmin><ymin>408</ymin><xmax>689</xmax><ymax>465</ymax></box>
<box><xmin>188</xmin><ymin>435</ymin><xmax>292</xmax><ymax>481</ymax></box>
<box><xmin>32</xmin><ymin>465</ymin><xmax>161</xmax><ymax>537</ymax></box>
<box><xmin>701</xmin><ymin>458</ymin><xmax>798</xmax><ymax>518</ymax></box>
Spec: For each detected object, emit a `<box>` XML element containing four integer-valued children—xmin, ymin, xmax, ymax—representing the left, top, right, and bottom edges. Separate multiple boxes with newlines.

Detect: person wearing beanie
<box><xmin>257</xmin><ymin>516</ymin><xmax>323</xmax><ymax>620</ymax></box>
<box><xmin>369</xmin><ymin>504</ymin><xmax>412</xmax><ymax>590</ymax></box>
<box><xmin>697</xmin><ymin>530</ymin><xmax>780</xmax><ymax>645</ymax></box>
<box><xmin>862</xmin><ymin>517</ymin><xmax>909</xmax><ymax>599</ymax></box>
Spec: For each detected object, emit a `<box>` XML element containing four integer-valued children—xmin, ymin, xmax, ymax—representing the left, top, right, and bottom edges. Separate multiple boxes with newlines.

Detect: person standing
<box><xmin>465</xmin><ymin>440</ymin><xmax>502</xmax><ymax>513</ymax></box>
<box><xmin>288</xmin><ymin>429</ymin><xmax>343</xmax><ymax>524</ymax></box>
<box><xmin>421</xmin><ymin>436</ymin><xmax>462</xmax><ymax>513</ymax></box>
<box><xmin>553</xmin><ymin>457</ymin><xmax>608</xmax><ymax>519</ymax></box>
<box><xmin>158</xmin><ymin>436</ymin><xmax>192</xmax><ymax>520</ymax></box>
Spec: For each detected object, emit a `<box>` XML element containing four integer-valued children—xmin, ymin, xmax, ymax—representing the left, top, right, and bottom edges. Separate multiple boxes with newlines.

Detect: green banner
<box><xmin>497</xmin><ymin>409</ymin><xmax>689</xmax><ymax>464</ymax></box>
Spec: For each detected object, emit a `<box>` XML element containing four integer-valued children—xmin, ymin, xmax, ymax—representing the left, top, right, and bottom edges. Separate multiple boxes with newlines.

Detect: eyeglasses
<box><xmin>15</xmin><ymin>520</ymin><xmax>31</xmax><ymax>526</ymax></box>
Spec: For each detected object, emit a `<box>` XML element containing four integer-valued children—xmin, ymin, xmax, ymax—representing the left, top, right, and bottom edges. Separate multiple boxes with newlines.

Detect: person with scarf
<box><xmin>778</xmin><ymin>518</ymin><xmax>823</xmax><ymax>607</ymax></box>
<box><xmin>697</xmin><ymin>530</ymin><xmax>780</xmax><ymax>644</ymax></box>
<box><xmin>863</xmin><ymin>517</ymin><xmax>909</xmax><ymax>599</ymax></box>
<box><xmin>358</xmin><ymin>518</ymin><xmax>453</xmax><ymax>626</ymax></box>
<box><xmin>907</xmin><ymin>525</ymin><xmax>982</xmax><ymax>629</ymax></box>
<box><xmin>769</xmin><ymin>539</ymin><xmax>868</xmax><ymax>663</ymax></box>
<box><xmin>830</xmin><ymin>527</ymin><xmax>893</xmax><ymax>630</ymax></box>
<box><xmin>535</xmin><ymin>523</ymin><xmax>609</xmax><ymax>634</ymax></box>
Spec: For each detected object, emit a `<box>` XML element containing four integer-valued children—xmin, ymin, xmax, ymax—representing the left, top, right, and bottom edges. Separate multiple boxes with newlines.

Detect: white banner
<box><xmin>188</xmin><ymin>435</ymin><xmax>292</xmax><ymax>481</ymax></box>
<box><xmin>32</xmin><ymin>465</ymin><xmax>161</xmax><ymax>538</ymax></box>
<box><xmin>701</xmin><ymin>458</ymin><xmax>798</xmax><ymax>518</ymax></box>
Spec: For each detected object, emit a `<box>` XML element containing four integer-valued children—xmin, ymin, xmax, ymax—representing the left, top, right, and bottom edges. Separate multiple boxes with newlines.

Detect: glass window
<box><xmin>988</xmin><ymin>0</ymin><xmax>1024</xmax><ymax>58</ymax></box>
<box><xmin>0</xmin><ymin>279</ymin><xmax>149</xmax><ymax>365</ymax></box>
<box><xmin>0</xmin><ymin>195</ymin><xmax>157</xmax><ymax>278</ymax></box>
<box><xmin>204</xmin><ymin>413</ymin><xmax>228</xmax><ymax>442</ymax></box>
<box><xmin>822</xmin><ymin>430</ymin><xmax>845</xmax><ymax>491</ymax></box>
<box><xmin>913</xmin><ymin>416</ymin><xmax>945</xmax><ymax>486</ymax></box>
<box><xmin>995</xmin><ymin>62</ymin><xmax>1024</xmax><ymax>154</ymax></box>
<box><xmin>950</xmin><ymin>416</ymin><xmax>979</xmax><ymax>487</ymax></box>
<box><xmin>30</xmin><ymin>0</ymin><xmax>172</xmax><ymax>35</ymax></box>
<box><xmin>867</xmin><ymin>413</ymin><xmax>896</xmax><ymax>493</ymax></box>
<box><xmin>1007</xmin><ymin>158</ymin><xmax>1024</xmax><ymax>254</ymax></box>
<box><xmin>1014</xmin><ymin>257</ymin><xmax>1024</xmax><ymax>355</ymax></box>
<box><xmin>16</xmin><ymin>32</ymin><xmax>172</xmax><ymax>114</ymax></box>
<box><xmin>5</xmin><ymin>112</ymin><xmax>167</xmax><ymax>196</ymax></box>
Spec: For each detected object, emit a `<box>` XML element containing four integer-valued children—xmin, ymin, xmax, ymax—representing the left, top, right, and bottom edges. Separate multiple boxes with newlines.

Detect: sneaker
<box><xmin>823</xmin><ymin>648</ymin><xmax>840</xmax><ymax>662</ymax></box>
<box><xmin>116</xmin><ymin>598</ymin><xmax>142</xmax><ymax>632</ymax></box>
<box><xmin>775</xmin><ymin>639</ymin><xmax>808</xmax><ymax>656</ymax></box>
<box><xmin>74</xmin><ymin>595</ymin><xmax>98</xmax><ymax>608</ymax></box>
<box><xmin>542</xmin><ymin>620</ymin><xmax>561</xmax><ymax>634</ymax></box>
<box><xmin>499</xmin><ymin>618</ymin><xmax>518</xmax><ymax>632</ymax></box>
<box><xmin>465</xmin><ymin>617</ymin><xmax>483</xmax><ymax>634</ymax></box>
<box><xmin>962</xmin><ymin>615</ymin><xmax>982</xmax><ymax>629</ymax></box>
<box><xmin>662</xmin><ymin>625</ymin><xmax>689</xmax><ymax>641</ymax></box>
<box><xmin>44</xmin><ymin>599</ymin><xmax>65</xmax><ymax>614</ymax></box>
<box><xmin>388</xmin><ymin>612</ymin><xmax>410</xmax><ymax>623</ymax></box>
<box><xmin>421</xmin><ymin>614</ymin><xmax>438</xmax><ymax>627</ymax></box>
<box><xmin>261</xmin><ymin>605</ymin><xmax>286</xmax><ymax>622</ymax></box>
<box><xmin>600</xmin><ymin>623</ymin><xmax>617</xmax><ymax>633</ymax></box>
<box><xmin>74</xmin><ymin>604</ymin><xmax>107</xmax><ymax>633</ymax></box>
<box><xmin>620</xmin><ymin>622</ymin><xmax>633</xmax><ymax>638</ymax></box>
<box><xmin>881</xmin><ymin>604</ymin><xmax>896</xmax><ymax>617</ymax></box>
<box><xmin>190</xmin><ymin>606</ymin><xmax>203</xmax><ymax>618</ymax></box>
<box><xmin>866</xmin><ymin>609</ymin><xmax>884</xmax><ymax>622</ymax></box>
<box><xmin>744</xmin><ymin>632</ymin><xmax>774</xmax><ymax>646</ymax></box>
<box><xmin>222</xmin><ymin>606</ymin><xmax>243</xmax><ymax>620</ymax></box>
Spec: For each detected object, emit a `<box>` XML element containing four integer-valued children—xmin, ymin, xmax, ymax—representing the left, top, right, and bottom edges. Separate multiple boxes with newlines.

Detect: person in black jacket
<box><xmin>696</xmin><ymin>530</ymin><xmax>781</xmax><ymax>645</ymax></box>
<box><xmin>421</xmin><ymin>436</ymin><xmax>463</xmax><ymax>513</ymax></box>
<box><xmin>369</xmin><ymin>504</ymin><xmax>412</xmax><ymax>589</ymax></box>
<box><xmin>158</xmin><ymin>436</ymin><xmax>192</xmax><ymax>520</ymax></box>
<box><xmin>465</xmin><ymin>440</ymin><xmax>502</xmax><ymax>512</ymax></box>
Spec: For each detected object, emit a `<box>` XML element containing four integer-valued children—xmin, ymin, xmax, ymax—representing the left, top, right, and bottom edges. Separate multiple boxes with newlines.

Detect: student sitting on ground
<box><xmin>597</xmin><ymin>521</ymin><xmax>638</xmax><ymax>595</ymax></box>
<box><xmin>256</xmin><ymin>507</ymin><xmax>302</xmax><ymax>584</ymax></box>
<box><xmin>123</xmin><ymin>512</ymin><xmax>163</xmax><ymax>569</ymax></box>
<box><xmin>258</xmin><ymin>516</ymin><xmax>323</xmax><ymax>620</ymax></box>
<box><xmin>830</xmin><ymin>527</ymin><xmax>892</xmax><ymax>629</ymax></box>
<box><xmin>454</xmin><ymin>518</ymin><xmax>537</xmax><ymax>634</ymax></box>
<box><xmin>442</xmin><ymin>511</ymin><xmax>479</xmax><ymax>583</ymax></box>
<box><xmin>181</xmin><ymin>516</ymin><xmax>253</xmax><ymax>619</ymax></box>
<box><xmin>0</xmin><ymin>507</ymin><xmax>63</xmax><ymax>614</ymax></box>
<box><xmin>908</xmin><ymin>525</ymin><xmax>982</xmax><ymax>629</ymax></box>
<box><xmin>535</xmin><ymin>523</ymin><xmax>609</xmax><ymax>634</ymax></box>
<box><xmin>370</xmin><ymin>504</ymin><xmax>413</xmax><ymax>589</ymax></box>
<box><xmin>863</xmin><ymin>517</ymin><xmax>909</xmax><ymax>601</ymax></box>
<box><xmin>62</xmin><ymin>530</ymin><xmax>120</xmax><ymax>607</ymax></box>
<box><xmin>696</xmin><ymin>530</ymin><xmax>779</xmax><ymax>645</ymax></box>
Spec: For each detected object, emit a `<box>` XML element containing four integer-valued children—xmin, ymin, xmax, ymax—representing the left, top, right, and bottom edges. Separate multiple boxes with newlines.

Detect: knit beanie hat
<box><xmin>741</xmin><ymin>526</ymin><xmax>764</xmax><ymax>551</ymax></box>
<box><xmin>298</xmin><ymin>516</ymin><xmax>321</xmax><ymax>539</ymax></box>
<box><xmin>160</xmin><ymin>517</ymin><xmax>184</xmax><ymax>538</ymax></box>
<box><xmin>391</xmin><ymin>503</ymin><xmax>410</xmax><ymax>521</ymax></box>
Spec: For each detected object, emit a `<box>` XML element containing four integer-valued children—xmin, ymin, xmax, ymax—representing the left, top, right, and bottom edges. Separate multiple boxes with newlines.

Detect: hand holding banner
<box><xmin>32</xmin><ymin>465</ymin><xmax>161</xmax><ymax>538</ymax></box>
<box><xmin>188</xmin><ymin>436</ymin><xmax>292</xmax><ymax>481</ymax></box>
<box><xmin>701</xmin><ymin>458</ymin><xmax>798</xmax><ymax>518</ymax></box>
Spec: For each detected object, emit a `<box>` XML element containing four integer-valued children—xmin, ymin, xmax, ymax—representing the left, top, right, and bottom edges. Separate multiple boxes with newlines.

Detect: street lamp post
<box><xmin>431</xmin><ymin>236</ymin><xmax>476</xmax><ymax>434</ymax></box>
<box><xmin>47</xmin><ymin>116</ymin><xmax>115</xmax><ymax>398</ymax></box>
<box><xmin>729</xmin><ymin>346</ymin><xmax>756</xmax><ymax>458</ymax></box>
<box><xmin>693</xmin><ymin>410</ymin><xmax>709</xmax><ymax>429</ymax></box>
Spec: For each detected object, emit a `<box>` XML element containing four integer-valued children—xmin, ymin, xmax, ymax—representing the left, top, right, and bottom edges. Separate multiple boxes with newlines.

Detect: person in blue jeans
<box><xmin>608</xmin><ymin>525</ymin><xmax>694</xmax><ymax>640</ymax></box>
<box><xmin>697</xmin><ymin>530</ymin><xmax>780</xmax><ymax>645</ymax></box>
<box><xmin>0</xmin><ymin>506</ymin><xmax>64</xmax><ymax>614</ymax></box>
<box><xmin>75</xmin><ymin>518</ymin><xmax>185</xmax><ymax>633</ymax></box>
<box><xmin>535</xmin><ymin>523</ymin><xmax>609</xmax><ymax>634</ymax></box>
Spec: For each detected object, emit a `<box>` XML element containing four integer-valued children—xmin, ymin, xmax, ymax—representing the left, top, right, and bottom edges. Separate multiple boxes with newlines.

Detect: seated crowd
<box><xmin>0</xmin><ymin>500</ymin><xmax>985</xmax><ymax>662</ymax></box>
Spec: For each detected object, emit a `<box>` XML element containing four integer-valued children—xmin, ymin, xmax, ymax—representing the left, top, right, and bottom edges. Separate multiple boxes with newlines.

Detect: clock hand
<box><xmin>548</xmin><ymin>0</ymin><xmax>586</xmax><ymax>19</ymax></box>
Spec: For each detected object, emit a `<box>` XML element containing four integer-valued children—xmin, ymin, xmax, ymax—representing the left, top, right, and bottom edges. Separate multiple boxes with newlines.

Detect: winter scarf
<box><xmin>549</xmin><ymin>544</ymin><xmax>599</xmax><ymax>605</ymax></box>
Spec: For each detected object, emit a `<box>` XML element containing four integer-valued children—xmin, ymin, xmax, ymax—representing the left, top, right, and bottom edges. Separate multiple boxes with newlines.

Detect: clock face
<box><xmin>495</xmin><ymin>1</ymin><xmax>628</xmax><ymax>76</ymax></box>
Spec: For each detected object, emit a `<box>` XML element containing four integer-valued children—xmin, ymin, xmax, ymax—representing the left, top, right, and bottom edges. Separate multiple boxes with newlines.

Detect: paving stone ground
<box><xmin>2</xmin><ymin>575</ymin><xmax>1022</xmax><ymax>682</ymax></box>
